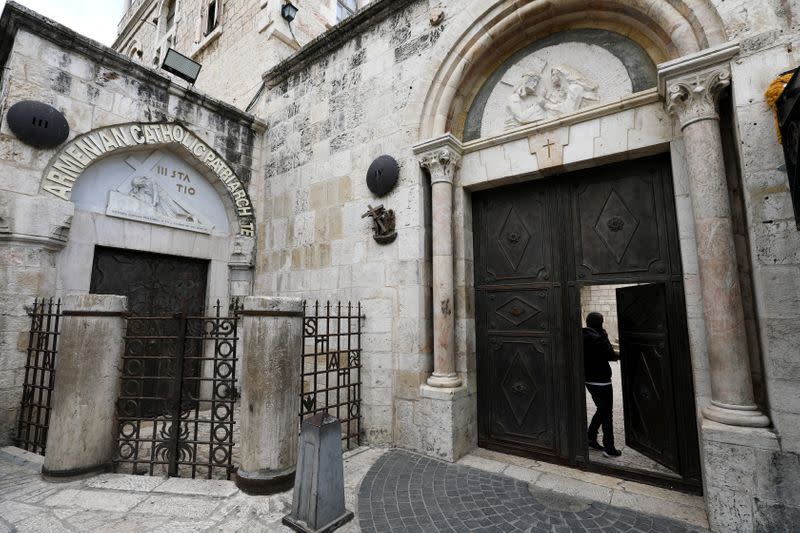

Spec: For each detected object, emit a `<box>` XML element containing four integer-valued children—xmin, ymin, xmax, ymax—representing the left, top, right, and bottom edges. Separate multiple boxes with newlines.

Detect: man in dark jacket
<box><xmin>583</xmin><ymin>312</ymin><xmax>621</xmax><ymax>457</ymax></box>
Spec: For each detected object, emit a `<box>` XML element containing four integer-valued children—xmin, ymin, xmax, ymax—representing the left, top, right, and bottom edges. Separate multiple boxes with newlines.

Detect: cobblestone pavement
<box><xmin>0</xmin><ymin>444</ymin><xmax>708</xmax><ymax>532</ymax></box>
<box><xmin>358</xmin><ymin>450</ymin><xmax>707</xmax><ymax>533</ymax></box>
<box><xmin>0</xmin><ymin>446</ymin><xmax>381</xmax><ymax>532</ymax></box>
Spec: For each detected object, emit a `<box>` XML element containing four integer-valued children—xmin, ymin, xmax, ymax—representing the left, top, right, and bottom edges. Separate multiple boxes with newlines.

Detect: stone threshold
<box><xmin>0</xmin><ymin>445</ymin><xmax>375</xmax><ymax>498</ymax></box>
<box><xmin>1</xmin><ymin>445</ymin><xmax>237</xmax><ymax>498</ymax></box>
<box><xmin>457</xmin><ymin>447</ymin><xmax>709</xmax><ymax>530</ymax></box>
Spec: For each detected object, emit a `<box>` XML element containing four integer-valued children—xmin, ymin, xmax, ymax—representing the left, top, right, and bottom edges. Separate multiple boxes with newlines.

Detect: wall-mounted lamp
<box><xmin>281</xmin><ymin>1</ymin><xmax>299</xmax><ymax>23</ymax></box>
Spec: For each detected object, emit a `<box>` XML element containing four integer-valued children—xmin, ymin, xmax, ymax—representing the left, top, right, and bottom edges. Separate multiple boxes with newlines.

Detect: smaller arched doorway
<box><xmin>41</xmin><ymin>122</ymin><xmax>256</xmax><ymax>311</ymax></box>
<box><xmin>39</xmin><ymin>122</ymin><xmax>255</xmax><ymax>478</ymax></box>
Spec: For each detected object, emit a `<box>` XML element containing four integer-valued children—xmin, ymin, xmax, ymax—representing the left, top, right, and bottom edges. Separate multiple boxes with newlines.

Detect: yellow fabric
<box><xmin>766</xmin><ymin>73</ymin><xmax>794</xmax><ymax>144</ymax></box>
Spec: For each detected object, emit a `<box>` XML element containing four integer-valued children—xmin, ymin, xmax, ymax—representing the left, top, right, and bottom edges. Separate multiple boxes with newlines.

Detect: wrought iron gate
<box><xmin>15</xmin><ymin>298</ymin><xmax>61</xmax><ymax>455</ymax></box>
<box><xmin>301</xmin><ymin>301</ymin><xmax>363</xmax><ymax>449</ymax></box>
<box><xmin>114</xmin><ymin>301</ymin><xmax>239</xmax><ymax>479</ymax></box>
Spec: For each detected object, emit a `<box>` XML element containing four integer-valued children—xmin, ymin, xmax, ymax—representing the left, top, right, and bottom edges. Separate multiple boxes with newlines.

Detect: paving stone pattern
<box><xmin>0</xmin><ymin>446</ymin><xmax>380</xmax><ymax>532</ymax></box>
<box><xmin>358</xmin><ymin>450</ymin><xmax>707</xmax><ymax>533</ymax></box>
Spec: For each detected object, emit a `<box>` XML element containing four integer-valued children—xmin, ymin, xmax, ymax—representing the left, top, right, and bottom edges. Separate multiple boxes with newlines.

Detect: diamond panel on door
<box><xmin>485</xmin><ymin>289</ymin><xmax>550</xmax><ymax>332</ymax></box>
<box><xmin>477</xmin><ymin>189</ymin><xmax>552</xmax><ymax>284</ymax></box>
<box><xmin>488</xmin><ymin>338</ymin><xmax>555</xmax><ymax>450</ymax></box>
<box><xmin>572</xmin><ymin>164</ymin><xmax>670</xmax><ymax>279</ymax></box>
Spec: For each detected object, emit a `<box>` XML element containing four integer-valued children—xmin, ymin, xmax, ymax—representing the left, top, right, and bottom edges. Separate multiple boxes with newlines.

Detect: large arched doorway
<box><xmin>471</xmin><ymin>154</ymin><xmax>702</xmax><ymax>490</ymax></box>
<box><xmin>412</xmin><ymin>0</ymin><xmax>733</xmax><ymax>492</ymax></box>
<box><xmin>459</xmin><ymin>27</ymin><xmax>702</xmax><ymax>489</ymax></box>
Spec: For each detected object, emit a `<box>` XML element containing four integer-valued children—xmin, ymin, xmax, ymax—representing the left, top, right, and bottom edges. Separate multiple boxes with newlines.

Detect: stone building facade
<box><xmin>114</xmin><ymin>0</ymin><xmax>376</xmax><ymax>108</ymax></box>
<box><xmin>0</xmin><ymin>1</ymin><xmax>263</xmax><ymax>448</ymax></box>
<box><xmin>0</xmin><ymin>0</ymin><xmax>799</xmax><ymax>531</ymax></box>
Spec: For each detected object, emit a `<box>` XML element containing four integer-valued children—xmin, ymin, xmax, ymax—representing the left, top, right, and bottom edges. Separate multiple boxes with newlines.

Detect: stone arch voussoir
<box><xmin>39</xmin><ymin>122</ymin><xmax>256</xmax><ymax>248</ymax></box>
<box><xmin>417</xmin><ymin>0</ymin><xmax>726</xmax><ymax>140</ymax></box>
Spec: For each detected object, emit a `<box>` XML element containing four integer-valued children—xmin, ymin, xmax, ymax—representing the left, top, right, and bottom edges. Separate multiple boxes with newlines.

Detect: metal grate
<box><xmin>15</xmin><ymin>298</ymin><xmax>61</xmax><ymax>455</ymax></box>
<box><xmin>301</xmin><ymin>301</ymin><xmax>363</xmax><ymax>450</ymax></box>
<box><xmin>114</xmin><ymin>301</ymin><xmax>239</xmax><ymax>479</ymax></box>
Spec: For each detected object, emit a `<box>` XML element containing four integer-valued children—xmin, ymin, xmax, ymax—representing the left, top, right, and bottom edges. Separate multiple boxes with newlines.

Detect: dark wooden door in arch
<box><xmin>89</xmin><ymin>246</ymin><xmax>209</xmax><ymax>417</ymax></box>
<box><xmin>89</xmin><ymin>246</ymin><xmax>208</xmax><ymax>318</ymax></box>
<box><xmin>472</xmin><ymin>154</ymin><xmax>701</xmax><ymax>488</ymax></box>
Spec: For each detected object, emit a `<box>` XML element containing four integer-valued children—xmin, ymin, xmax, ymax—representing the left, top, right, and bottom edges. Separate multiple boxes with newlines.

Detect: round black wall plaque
<box><xmin>366</xmin><ymin>155</ymin><xmax>399</xmax><ymax>197</ymax></box>
<box><xmin>7</xmin><ymin>100</ymin><xmax>70</xmax><ymax>148</ymax></box>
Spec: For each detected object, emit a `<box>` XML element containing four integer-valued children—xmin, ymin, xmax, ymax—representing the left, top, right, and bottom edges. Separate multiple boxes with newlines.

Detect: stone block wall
<box><xmin>0</xmin><ymin>4</ymin><xmax>261</xmax><ymax>445</ymax></box>
<box><xmin>579</xmin><ymin>284</ymin><xmax>634</xmax><ymax>344</ymax></box>
<box><xmin>730</xmin><ymin>34</ymin><xmax>800</xmax><ymax>451</ymax></box>
<box><xmin>247</xmin><ymin>0</ymin><xmax>800</xmax><ymax>464</ymax></box>
<box><xmin>115</xmin><ymin>0</ymin><xmax>379</xmax><ymax>109</ymax></box>
<box><xmin>2</xmin><ymin>1</ymin><xmax>800</xmax><ymax>528</ymax></box>
<box><xmin>251</xmin><ymin>0</ymin><xmax>440</xmax><ymax>447</ymax></box>
<box><xmin>115</xmin><ymin>0</ymin><xmax>158</xmax><ymax>64</ymax></box>
<box><xmin>717</xmin><ymin>20</ymin><xmax>800</xmax><ymax>528</ymax></box>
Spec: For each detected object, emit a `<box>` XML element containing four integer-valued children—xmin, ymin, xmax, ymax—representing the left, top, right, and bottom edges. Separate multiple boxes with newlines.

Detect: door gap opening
<box><xmin>580</xmin><ymin>282</ymin><xmax>680</xmax><ymax>479</ymax></box>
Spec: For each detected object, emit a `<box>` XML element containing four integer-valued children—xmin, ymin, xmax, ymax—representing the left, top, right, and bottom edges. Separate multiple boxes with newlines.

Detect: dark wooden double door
<box><xmin>90</xmin><ymin>246</ymin><xmax>208</xmax><ymax>318</ymax></box>
<box><xmin>90</xmin><ymin>246</ymin><xmax>209</xmax><ymax>416</ymax></box>
<box><xmin>473</xmin><ymin>154</ymin><xmax>701</xmax><ymax>487</ymax></box>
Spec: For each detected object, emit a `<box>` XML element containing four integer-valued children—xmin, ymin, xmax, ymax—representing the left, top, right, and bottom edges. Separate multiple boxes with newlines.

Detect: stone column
<box><xmin>664</xmin><ymin>64</ymin><xmax>769</xmax><ymax>428</ymax></box>
<box><xmin>235</xmin><ymin>296</ymin><xmax>303</xmax><ymax>495</ymax></box>
<box><xmin>42</xmin><ymin>294</ymin><xmax>127</xmax><ymax>478</ymax></box>
<box><xmin>417</xmin><ymin>136</ymin><xmax>462</xmax><ymax>389</ymax></box>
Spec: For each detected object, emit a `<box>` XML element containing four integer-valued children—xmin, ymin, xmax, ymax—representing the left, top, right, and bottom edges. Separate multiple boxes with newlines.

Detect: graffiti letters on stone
<box><xmin>505</xmin><ymin>63</ymin><xmax>599</xmax><ymax>129</ymax></box>
<box><xmin>41</xmin><ymin>122</ymin><xmax>254</xmax><ymax>237</ymax></box>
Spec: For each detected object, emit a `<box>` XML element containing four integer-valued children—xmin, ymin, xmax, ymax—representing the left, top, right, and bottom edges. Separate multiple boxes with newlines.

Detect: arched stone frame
<box><xmin>410</xmin><ymin>0</ymin><xmax>768</xmax><ymax>466</ymax></box>
<box><xmin>416</xmin><ymin>0</ymin><xmax>727</xmax><ymax>139</ymax></box>
<box><xmin>37</xmin><ymin>122</ymin><xmax>257</xmax><ymax>314</ymax></box>
<box><xmin>127</xmin><ymin>39</ymin><xmax>143</xmax><ymax>60</ymax></box>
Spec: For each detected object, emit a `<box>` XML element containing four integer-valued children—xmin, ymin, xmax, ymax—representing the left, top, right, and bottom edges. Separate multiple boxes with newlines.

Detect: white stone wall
<box><xmin>243</xmin><ymin>1</ymin><xmax>800</xmax><ymax>527</ymax></box>
<box><xmin>251</xmin><ymin>1</ymin><xmax>441</xmax><ymax>447</ymax></box>
<box><xmin>245</xmin><ymin>0</ymin><xmax>800</xmax><ymax>460</ymax></box>
<box><xmin>116</xmin><ymin>0</ymin><xmax>158</xmax><ymax>63</ymax></box>
<box><xmin>730</xmin><ymin>34</ymin><xmax>800</xmax><ymax>453</ymax></box>
<box><xmin>114</xmin><ymin>0</ymin><xmax>379</xmax><ymax>109</ymax></box>
<box><xmin>710</xmin><ymin>0</ymin><xmax>797</xmax><ymax>39</ymax></box>
<box><xmin>579</xmin><ymin>284</ymin><xmax>632</xmax><ymax>344</ymax></box>
<box><xmin>702</xmin><ymin>19</ymin><xmax>800</xmax><ymax>531</ymax></box>
<box><xmin>3</xmin><ymin>0</ymin><xmax>800</xmax><ymax>527</ymax></box>
<box><xmin>0</xmin><ymin>15</ymin><xmax>261</xmax><ymax>446</ymax></box>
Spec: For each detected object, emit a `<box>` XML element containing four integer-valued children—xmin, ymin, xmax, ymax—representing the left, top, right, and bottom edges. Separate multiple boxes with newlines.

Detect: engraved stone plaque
<box><xmin>464</xmin><ymin>29</ymin><xmax>658</xmax><ymax>141</ymax></box>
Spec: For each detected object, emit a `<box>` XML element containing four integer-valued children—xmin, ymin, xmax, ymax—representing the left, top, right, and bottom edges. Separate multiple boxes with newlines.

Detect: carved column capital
<box><xmin>665</xmin><ymin>66</ymin><xmax>731</xmax><ymax>130</ymax></box>
<box><xmin>414</xmin><ymin>133</ymin><xmax>464</xmax><ymax>187</ymax></box>
<box><xmin>419</xmin><ymin>148</ymin><xmax>462</xmax><ymax>186</ymax></box>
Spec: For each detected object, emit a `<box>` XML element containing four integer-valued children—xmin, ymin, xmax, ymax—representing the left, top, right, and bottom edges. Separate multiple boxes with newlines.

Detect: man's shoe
<box><xmin>603</xmin><ymin>448</ymin><xmax>622</xmax><ymax>458</ymax></box>
<box><xmin>588</xmin><ymin>440</ymin><xmax>603</xmax><ymax>451</ymax></box>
